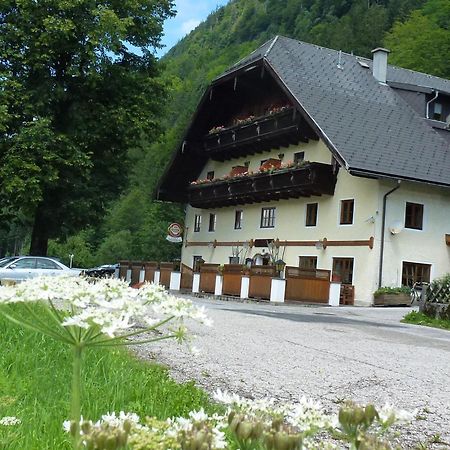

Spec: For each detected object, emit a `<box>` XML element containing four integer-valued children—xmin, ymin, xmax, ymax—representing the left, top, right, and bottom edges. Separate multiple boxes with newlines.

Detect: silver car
<box><xmin>0</xmin><ymin>256</ymin><xmax>81</xmax><ymax>283</ymax></box>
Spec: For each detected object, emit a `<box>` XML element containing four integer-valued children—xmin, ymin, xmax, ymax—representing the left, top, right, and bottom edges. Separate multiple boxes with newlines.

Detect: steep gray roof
<box><xmin>219</xmin><ymin>36</ymin><xmax>450</xmax><ymax>187</ymax></box>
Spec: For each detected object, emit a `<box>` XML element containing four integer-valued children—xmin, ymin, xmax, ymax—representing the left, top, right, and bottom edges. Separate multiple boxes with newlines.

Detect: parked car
<box><xmin>83</xmin><ymin>264</ymin><xmax>118</xmax><ymax>278</ymax></box>
<box><xmin>0</xmin><ymin>256</ymin><xmax>81</xmax><ymax>283</ymax></box>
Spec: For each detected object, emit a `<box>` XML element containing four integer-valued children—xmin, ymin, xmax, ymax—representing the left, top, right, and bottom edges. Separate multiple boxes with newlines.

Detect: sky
<box><xmin>157</xmin><ymin>0</ymin><xmax>229</xmax><ymax>57</ymax></box>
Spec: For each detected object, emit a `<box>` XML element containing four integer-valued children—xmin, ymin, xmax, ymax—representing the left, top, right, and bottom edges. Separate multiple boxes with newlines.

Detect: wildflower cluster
<box><xmin>214</xmin><ymin>390</ymin><xmax>331</xmax><ymax>449</ymax></box>
<box><xmin>0</xmin><ymin>276</ymin><xmax>212</xmax><ymax>450</ymax></box>
<box><xmin>0</xmin><ymin>416</ymin><xmax>21</xmax><ymax>426</ymax></box>
<box><xmin>0</xmin><ymin>276</ymin><xmax>211</xmax><ymax>343</ymax></box>
<box><xmin>63</xmin><ymin>392</ymin><xmax>417</xmax><ymax>450</ymax></box>
<box><xmin>66</xmin><ymin>409</ymin><xmax>227</xmax><ymax>450</ymax></box>
<box><xmin>213</xmin><ymin>390</ymin><xmax>416</xmax><ymax>450</ymax></box>
<box><xmin>64</xmin><ymin>412</ymin><xmax>140</xmax><ymax>450</ymax></box>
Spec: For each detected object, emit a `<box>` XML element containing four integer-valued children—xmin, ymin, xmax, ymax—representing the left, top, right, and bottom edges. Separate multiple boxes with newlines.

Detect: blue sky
<box><xmin>157</xmin><ymin>0</ymin><xmax>229</xmax><ymax>56</ymax></box>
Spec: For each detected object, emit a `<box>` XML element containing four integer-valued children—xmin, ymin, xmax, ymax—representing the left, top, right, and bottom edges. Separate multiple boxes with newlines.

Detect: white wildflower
<box><xmin>100</xmin><ymin>411</ymin><xmax>140</xmax><ymax>427</ymax></box>
<box><xmin>213</xmin><ymin>389</ymin><xmax>242</xmax><ymax>406</ymax></box>
<box><xmin>378</xmin><ymin>403</ymin><xmax>417</xmax><ymax>425</ymax></box>
<box><xmin>189</xmin><ymin>408</ymin><xmax>209</xmax><ymax>422</ymax></box>
<box><xmin>0</xmin><ymin>276</ymin><xmax>212</xmax><ymax>345</ymax></box>
<box><xmin>0</xmin><ymin>416</ymin><xmax>21</xmax><ymax>426</ymax></box>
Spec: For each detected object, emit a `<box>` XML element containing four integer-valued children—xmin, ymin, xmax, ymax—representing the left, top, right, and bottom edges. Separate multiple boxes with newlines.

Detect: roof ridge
<box><xmin>274</xmin><ymin>35</ymin><xmax>450</xmax><ymax>85</ymax></box>
<box><xmin>231</xmin><ymin>36</ymin><xmax>277</xmax><ymax>68</ymax></box>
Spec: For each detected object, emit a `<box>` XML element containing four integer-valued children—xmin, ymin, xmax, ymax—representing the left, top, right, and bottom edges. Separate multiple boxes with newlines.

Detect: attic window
<box><xmin>433</xmin><ymin>103</ymin><xmax>442</xmax><ymax>121</ymax></box>
<box><xmin>358</xmin><ymin>61</ymin><xmax>370</xmax><ymax>69</ymax></box>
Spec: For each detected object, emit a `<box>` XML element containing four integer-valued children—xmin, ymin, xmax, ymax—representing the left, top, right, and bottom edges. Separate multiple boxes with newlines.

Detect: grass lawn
<box><xmin>0</xmin><ymin>304</ymin><xmax>214</xmax><ymax>449</ymax></box>
<box><xmin>402</xmin><ymin>310</ymin><xmax>450</xmax><ymax>331</ymax></box>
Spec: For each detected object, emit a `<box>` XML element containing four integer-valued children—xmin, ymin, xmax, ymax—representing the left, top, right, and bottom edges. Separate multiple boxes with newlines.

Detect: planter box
<box><xmin>230</xmin><ymin>165</ymin><xmax>248</xmax><ymax>177</ymax></box>
<box><xmin>373</xmin><ymin>293</ymin><xmax>410</xmax><ymax>306</ymax></box>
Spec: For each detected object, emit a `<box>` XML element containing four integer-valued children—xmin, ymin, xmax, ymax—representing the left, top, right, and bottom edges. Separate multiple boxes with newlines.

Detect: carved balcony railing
<box><xmin>188</xmin><ymin>162</ymin><xmax>336</xmax><ymax>209</ymax></box>
<box><xmin>203</xmin><ymin>108</ymin><xmax>316</xmax><ymax>161</ymax></box>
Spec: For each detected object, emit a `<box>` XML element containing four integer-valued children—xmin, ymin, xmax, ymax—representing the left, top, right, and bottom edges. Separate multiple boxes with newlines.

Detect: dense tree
<box><xmin>384</xmin><ymin>0</ymin><xmax>450</xmax><ymax>78</ymax></box>
<box><xmin>0</xmin><ymin>0</ymin><xmax>175</xmax><ymax>255</ymax></box>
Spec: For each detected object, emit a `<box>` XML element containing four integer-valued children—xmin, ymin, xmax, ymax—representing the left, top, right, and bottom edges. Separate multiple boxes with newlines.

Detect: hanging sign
<box><xmin>166</xmin><ymin>223</ymin><xmax>183</xmax><ymax>243</ymax></box>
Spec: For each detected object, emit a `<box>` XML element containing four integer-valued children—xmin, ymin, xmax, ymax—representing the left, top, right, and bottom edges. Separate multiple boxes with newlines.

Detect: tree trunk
<box><xmin>29</xmin><ymin>206</ymin><xmax>49</xmax><ymax>256</ymax></box>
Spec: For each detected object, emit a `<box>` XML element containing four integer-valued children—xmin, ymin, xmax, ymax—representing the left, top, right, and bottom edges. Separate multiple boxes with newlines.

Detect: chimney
<box><xmin>371</xmin><ymin>47</ymin><xmax>390</xmax><ymax>84</ymax></box>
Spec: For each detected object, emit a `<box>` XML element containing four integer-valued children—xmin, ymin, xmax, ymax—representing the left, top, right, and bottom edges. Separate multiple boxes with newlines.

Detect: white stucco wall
<box><xmin>379</xmin><ymin>181</ymin><xmax>450</xmax><ymax>288</ymax></box>
<box><xmin>197</xmin><ymin>139</ymin><xmax>332</xmax><ymax>180</ymax></box>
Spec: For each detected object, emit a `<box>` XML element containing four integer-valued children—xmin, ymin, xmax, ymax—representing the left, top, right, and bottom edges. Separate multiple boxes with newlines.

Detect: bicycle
<box><xmin>410</xmin><ymin>281</ymin><xmax>429</xmax><ymax>306</ymax></box>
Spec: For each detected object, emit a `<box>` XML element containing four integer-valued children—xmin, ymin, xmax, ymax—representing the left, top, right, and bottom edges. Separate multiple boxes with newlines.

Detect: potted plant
<box><xmin>373</xmin><ymin>286</ymin><xmax>411</xmax><ymax>306</ymax></box>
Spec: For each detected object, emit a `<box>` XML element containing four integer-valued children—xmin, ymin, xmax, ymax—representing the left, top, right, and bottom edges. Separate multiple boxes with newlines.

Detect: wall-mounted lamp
<box><xmin>315</xmin><ymin>238</ymin><xmax>328</xmax><ymax>250</ymax></box>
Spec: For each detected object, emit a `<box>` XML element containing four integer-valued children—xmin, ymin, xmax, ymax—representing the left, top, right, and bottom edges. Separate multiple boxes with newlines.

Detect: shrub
<box><xmin>373</xmin><ymin>286</ymin><xmax>410</xmax><ymax>298</ymax></box>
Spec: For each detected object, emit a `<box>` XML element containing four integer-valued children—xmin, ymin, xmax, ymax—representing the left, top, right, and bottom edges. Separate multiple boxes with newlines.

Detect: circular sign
<box><xmin>168</xmin><ymin>223</ymin><xmax>183</xmax><ymax>238</ymax></box>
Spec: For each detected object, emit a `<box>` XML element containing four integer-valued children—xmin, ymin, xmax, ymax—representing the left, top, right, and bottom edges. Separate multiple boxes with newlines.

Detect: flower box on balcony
<box><xmin>230</xmin><ymin>165</ymin><xmax>248</xmax><ymax>177</ymax></box>
<box><xmin>260</xmin><ymin>158</ymin><xmax>282</xmax><ymax>172</ymax></box>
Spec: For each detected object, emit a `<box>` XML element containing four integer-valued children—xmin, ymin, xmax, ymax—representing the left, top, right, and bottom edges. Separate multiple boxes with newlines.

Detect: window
<box><xmin>299</xmin><ymin>256</ymin><xmax>317</xmax><ymax>270</ymax></box>
<box><xmin>433</xmin><ymin>103</ymin><xmax>442</xmax><ymax>121</ymax></box>
<box><xmin>260</xmin><ymin>207</ymin><xmax>276</xmax><ymax>228</ymax></box>
<box><xmin>402</xmin><ymin>262</ymin><xmax>431</xmax><ymax>287</ymax></box>
<box><xmin>206</xmin><ymin>171</ymin><xmax>215</xmax><ymax>180</ymax></box>
<box><xmin>340</xmin><ymin>199</ymin><xmax>354</xmax><ymax>225</ymax></box>
<box><xmin>294</xmin><ymin>151</ymin><xmax>305</xmax><ymax>163</ymax></box>
<box><xmin>405</xmin><ymin>202</ymin><xmax>423</xmax><ymax>230</ymax></box>
<box><xmin>332</xmin><ymin>258</ymin><xmax>354</xmax><ymax>284</ymax></box>
<box><xmin>36</xmin><ymin>258</ymin><xmax>60</xmax><ymax>270</ymax></box>
<box><xmin>234</xmin><ymin>210</ymin><xmax>243</xmax><ymax>229</ymax></box>
<box><xmin>12</xmin><ymin>258</ymin><xmax>36</xmax><ymax>269</ymax></box>
<box><xmin>194</xmin><ymin>214</ymin><xmax>201</xmax><ymax>232</ymax></box>
<box><xmin>305</xmin><ymin>203</ymin><xmax>318</xmax><ymax>227</ymax></box>
<box><xmin>208</xmin><ymin>213</ymin><xmax>216</xmax><ymax>232</ymax></box>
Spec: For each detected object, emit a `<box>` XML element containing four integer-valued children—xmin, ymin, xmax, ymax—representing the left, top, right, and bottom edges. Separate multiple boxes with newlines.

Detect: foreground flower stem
<box><xmin>71</xmin><ymin>345</ymin><xmax>83</xmax><ymax>450</ymax></box>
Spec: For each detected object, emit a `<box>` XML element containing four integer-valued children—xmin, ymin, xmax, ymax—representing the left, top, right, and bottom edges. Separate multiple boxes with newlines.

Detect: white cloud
<box><xmin>181</xmin><ymin>18</ymin><xmax>201</xmax><ymax>34</ymax></box>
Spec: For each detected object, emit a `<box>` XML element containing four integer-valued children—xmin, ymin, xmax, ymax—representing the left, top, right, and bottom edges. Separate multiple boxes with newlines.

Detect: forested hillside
<box><xmin>3</xmin><ymin>0</ymin><xmax>448</xmax><ymax>266</ymax></box>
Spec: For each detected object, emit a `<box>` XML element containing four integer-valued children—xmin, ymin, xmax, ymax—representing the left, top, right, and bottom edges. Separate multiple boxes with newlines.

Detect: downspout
<box><xmin>426</xmin><ymin>90</ymin><xmax>439</xmax><ymax>119</ymax></box>
<box><xmin>378</xmin><ymin>181</ymin><xmax>401</xmax><ymax>288</ymax></box>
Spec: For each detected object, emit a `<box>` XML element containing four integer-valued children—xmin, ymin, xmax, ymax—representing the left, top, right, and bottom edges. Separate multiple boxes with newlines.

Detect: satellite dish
<box><xmin>389</xmin><ymin>221</ymin><xmax>404</xmax><ymax>235</ymax></box>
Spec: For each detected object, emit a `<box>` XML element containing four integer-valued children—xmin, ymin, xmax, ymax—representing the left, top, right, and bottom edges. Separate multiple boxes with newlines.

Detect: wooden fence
<box><xmin>222</xmin><ymin>264</ymin><xmax>243</xmax><ymax>296</ymax></box>
<box><xmin>249</xmin><ymin>265</ymin><xmax>277</xmax><ymax>299</ymax></box>
<box><xmin>200</xmin><ymin>264</ymin><xmax>219</xmax><ymax>293</ymax></box>
<box><xmin>181</xmin><ymin>263</ymin><xmax>194</xmax><ymax>290</ymax></box>
<box><xmin>159</xmin><ymin>262</ymin><xmax>174</xmax><ymax>289</ymax></box>
<box><xmin>285</xmin><ymin>266</ymin><xmax>330</xmax><ymax>303</ymax></box>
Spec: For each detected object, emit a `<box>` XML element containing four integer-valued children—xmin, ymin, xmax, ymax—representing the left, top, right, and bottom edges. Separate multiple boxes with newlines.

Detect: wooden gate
<box><xmin>200</xmin><ymin>264</ymin><xmax>219</xmax><ymax>293</ymax></box>
<box><xmin>222</xmin><ymin>264</ymin><xmax>243</xmax><ymax>296</ymax></box>
<box><xmin>159</xmin><ymin>262</ymin><xmax>174</xmax><ymax>289</ymax></box>
<box><xmin>181</xmin><ymin>264</ymin><xmax>194</xmax><ymax>290</ymax></box>
<box><xmin>131</xmin><ymin>261</ymin><xmax>145</xmax><ymax>285</ymax></box>
<box><xmin>118</xmin><ymin>261</ymin><xmax>130</xmax><ymax>280</ymax></box>
<box><xmin>143</xmin><ymin>261</ymin><xmax>158</xmax><ymax>283</ymax></box>
<box><xmin>285</xmin><ymin>267</ymin><xmax>330</xmax><ymax>303</ymax></box>
<box><xmin>249</xmin><ymin>265</ymin><xmax>276</xmax><ymax>299</ymax></box>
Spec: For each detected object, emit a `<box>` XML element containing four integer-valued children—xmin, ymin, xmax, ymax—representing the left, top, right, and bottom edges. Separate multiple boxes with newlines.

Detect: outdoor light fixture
<box><xmin>315</xmin><ymin>238</ymin><xmax>328</xmax><ymax>250</ymax></box>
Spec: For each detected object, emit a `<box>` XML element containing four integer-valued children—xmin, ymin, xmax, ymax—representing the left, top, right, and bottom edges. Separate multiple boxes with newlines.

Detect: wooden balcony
<box><xmin>188</xmin><ymin>162</ymin><xmax>337</xmax><ymax>208</ymax></box>
<box><xmin>203</xmin><ymin>108</ymin><xmax>316</xmax><ymax>161</ymax></box>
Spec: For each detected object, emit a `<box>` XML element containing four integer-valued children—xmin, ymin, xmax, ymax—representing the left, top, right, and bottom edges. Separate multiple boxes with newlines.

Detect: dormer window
<box><xmin>433</xmin><ymin>103</ymin><xmax>442</xmax><ymax>121</ymax></box>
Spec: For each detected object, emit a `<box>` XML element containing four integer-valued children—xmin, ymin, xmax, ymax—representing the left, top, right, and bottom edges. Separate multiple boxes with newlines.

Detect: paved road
<box><xmin>139</xmin><ymin>298</ymin><xmax>450</xmax><ymax>448</ymax></box>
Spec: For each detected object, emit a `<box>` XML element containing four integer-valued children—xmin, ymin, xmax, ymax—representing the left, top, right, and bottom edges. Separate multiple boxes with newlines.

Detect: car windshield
<box><xmin>0</xmin><ymin>257</ymin><xmax>18</xmax><ymax>268</ymax></box>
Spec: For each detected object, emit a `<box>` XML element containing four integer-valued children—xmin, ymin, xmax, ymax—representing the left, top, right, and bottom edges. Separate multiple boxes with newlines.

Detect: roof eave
<box><xmin>348</xmin><ymin>168</ymin><xmax>450</xmax><ymax>189</ymax></box>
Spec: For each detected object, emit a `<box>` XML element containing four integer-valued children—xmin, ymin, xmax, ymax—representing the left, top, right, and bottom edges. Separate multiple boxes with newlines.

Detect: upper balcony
<box><xmin>188</xmin><ymin>162</ymin><xmax>337</xmax><ymax>209</ymax></box>
<box><xmin>203</xmin><ymin>108</ymin><xmax>317</xmax><ymax>161</ymax></box>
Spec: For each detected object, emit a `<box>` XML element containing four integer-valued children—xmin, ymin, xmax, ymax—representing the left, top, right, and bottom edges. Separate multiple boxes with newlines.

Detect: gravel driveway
<box><xmin>135</xmin><ymin>297</ymin><xmax>450</xmax><ymax>448</ymax></box>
